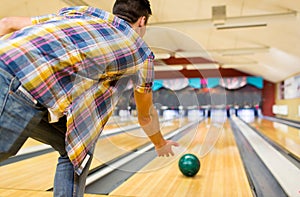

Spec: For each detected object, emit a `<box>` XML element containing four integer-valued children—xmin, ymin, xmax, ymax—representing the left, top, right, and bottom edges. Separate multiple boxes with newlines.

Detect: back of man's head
<box><xmin>113</xmin><ymin>0</ymin><xmax>152</xmax><ymax>24</ymax></box>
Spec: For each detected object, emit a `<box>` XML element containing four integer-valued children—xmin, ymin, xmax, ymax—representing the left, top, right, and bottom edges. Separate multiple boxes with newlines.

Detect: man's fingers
<box><xmin>156</xmin><ymin>140</ymin><xmax>179</xmax><ymax>157</ymax></box>
<box><xmin>170</xmin><ymin>150</ymin><xmax>174</xmax><ymax>156</ymax></box>
<box><xmin>166</xmin><ymin>140</ymin><xmax>179</xmax><ymax>147</ymax></box>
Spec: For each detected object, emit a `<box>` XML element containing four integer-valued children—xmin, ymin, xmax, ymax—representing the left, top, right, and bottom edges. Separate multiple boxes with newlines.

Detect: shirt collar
<box><xmin>58</xmin><ymin>6</ymin><xmax>127</xmax><ymax>26</ymax></box>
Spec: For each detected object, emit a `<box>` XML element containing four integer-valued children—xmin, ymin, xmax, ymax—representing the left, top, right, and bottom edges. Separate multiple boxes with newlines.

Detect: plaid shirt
<box><xmin>0</xmin><ymin>6</ymin><xmax>154</xmax><ymax>175</ymax></box>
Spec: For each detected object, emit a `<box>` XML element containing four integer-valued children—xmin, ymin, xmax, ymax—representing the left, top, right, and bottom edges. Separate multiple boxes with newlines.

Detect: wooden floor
<box><xmin>92</xmin><ymin>118</ymin><xmax>188</xmax><ymax>166</ymax></box>
<box><xmin>250</xmin><ymin>118</ymin><xmax>300</xmax><ymax>160</ymax></box>
<box><xmin>15</xmin><ymin>117</ymin><xmax>138</xmax><ymax>150</ymax></box>
<box><xmin>1</xmin><ymin>116</ymin><xmax>299</xmax><ymax>196</ymax></box>
<box><xmin>0</xmin><ymin>189</ymin><xmax>109</xmax><ymax>197</ymax></box>
<box><xmin>0</xmin><ymin>118</ymin><xmax>187</xmax><ymax>195</ymax></box>
<box><xmin>110</xmin><ymin>119</ymin><xmax>253</xmax><ymax>197</ymax></box>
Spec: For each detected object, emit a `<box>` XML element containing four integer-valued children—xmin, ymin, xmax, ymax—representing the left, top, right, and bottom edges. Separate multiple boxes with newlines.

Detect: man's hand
<box><xmin>155</xmin><ymin>140</ymin><xmax>180</xmax><ymax>157</ymax></box>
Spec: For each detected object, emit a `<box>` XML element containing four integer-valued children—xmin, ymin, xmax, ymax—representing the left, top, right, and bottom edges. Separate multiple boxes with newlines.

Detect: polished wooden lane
<box><xmin>0</xmin><ymin>117</ymin><xmax>140</xmax><ymax>190</ymax></box>
<box><xmin>102</xmin><ymin>116</ymin><xmax>138</xmax><ymax>129</ymax></box>
<box><xmin>17</xmin><ymin>117</ymin><xmax>138</xmax><ymax>152</ymax></box>
<box><xmin>19</xmin><ymin>138</ymin><xmax>44</xmax><ymax>149</ymax></box>
<box><xmin>111</xmin><ymin>119</ymin><xmax>253</xmax><ymax>197</ymax></box>
<box><xmin>0</xmin><ymin>188</ymin><xmax>113</xmax><ymax>197</ymax></box>
<box><xmin>12</xmin><ymin>117</ymin><xmax>135</xmax><ymax>151</ymax></box>
<box><xmin>0</xmin><ymin>152</ymin><xmax>58</xmax><ymax>190</ymax></box>
<box><xmin>0</xmin><ymin>118</ymin><xmax>188</xmax><ymax>192</ymax></box>
<box><xmin>250</xmin><ymin>118</ymin><xmax>300</xmax><ymax>159</ymax></box>
<box><xmin>92</xmin><ymin>119</ymin><xmax>188</xmax><ymax>165</ymax></box>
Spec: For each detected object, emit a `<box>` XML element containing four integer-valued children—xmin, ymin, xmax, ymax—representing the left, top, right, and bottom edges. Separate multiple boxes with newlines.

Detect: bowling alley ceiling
<box><xmin>1</xmin><ymin>0</ymin><xmax>300</xmax><ymax>83</ymax></box>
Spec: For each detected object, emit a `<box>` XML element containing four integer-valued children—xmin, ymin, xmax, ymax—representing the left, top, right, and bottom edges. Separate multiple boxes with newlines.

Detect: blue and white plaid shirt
<box><xmin>0</xmin><ymin>6</ymin><xmax>154</xmax><ymax>175</ymax></box>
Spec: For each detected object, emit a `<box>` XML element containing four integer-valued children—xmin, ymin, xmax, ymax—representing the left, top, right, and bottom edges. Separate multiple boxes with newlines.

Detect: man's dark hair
<box><xmin>113</xmin><ymin>0</ymin><xmax>152</xmax><ymax>24</ymax></box>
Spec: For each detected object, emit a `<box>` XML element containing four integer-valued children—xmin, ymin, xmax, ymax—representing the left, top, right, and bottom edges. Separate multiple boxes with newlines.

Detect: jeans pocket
<box><xmin>12</xmin><ymin>86</ymin><xmax>44</xmax><ymax>110</ymax></box>
<box><xmin>0</xmin><ymin>85</ymin><xmax>46</xmax><ymax>160</ymax></box>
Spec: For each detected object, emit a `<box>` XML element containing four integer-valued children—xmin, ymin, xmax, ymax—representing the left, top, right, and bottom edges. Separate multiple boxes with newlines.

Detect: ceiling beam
<box><xmin>61</xmin><ymin>0</ymin><xmax>89</xmax><ymax>6</ymax></box>
<box><xmin>155</xmin><ymin>56</ymin><xmax>217</xmax><ymax>65</ymax></box>
<box><xmin>210</xmin><ymin>47</ymin><xmax>269</xmax><ymax>56</ymax></box>
<box><xmin>174</xmin><ymin>47</ymin><xmax>269</xmax><ymax>58</ymax></box>
<box><xmin>149</xmin><ymin>11</ymin><xmax>298</xmax><ymax>28</ymax></box>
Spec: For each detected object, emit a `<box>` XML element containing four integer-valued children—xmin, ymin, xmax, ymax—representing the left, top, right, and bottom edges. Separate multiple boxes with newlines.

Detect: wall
<box><xmin>155</xmin><ymin>68</ymin><xmax>250</xmax><ymax>79</ymax></box>
<box><xmin>275</xmin><ymin>83</ymin><xmax>300</xmax><ymax>121</ymax></box>
<box><xmin>275</xmin><ymin>98</ymin><xmax>300</xmax><ymax>121</ymax></box>
<box><xmin>262</xmin><ymin>81</ymin><xmax>275</xmax><ymax>116</ymax></box>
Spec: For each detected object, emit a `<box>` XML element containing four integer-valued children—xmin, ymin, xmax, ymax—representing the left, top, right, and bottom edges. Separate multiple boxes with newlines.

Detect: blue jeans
<box><xmin>0</xmin><ymin>67</ymin><xmax>92</xmax><ymax>196</ymax></box>
<box><xmin>33</xmin><ymin>116</ymin><xmax>94</xmax><ymax>197</ymax></box>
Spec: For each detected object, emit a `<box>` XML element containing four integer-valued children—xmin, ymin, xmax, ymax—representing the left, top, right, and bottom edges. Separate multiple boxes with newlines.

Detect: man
<box><xmin>0</xmin><ymin>0</ymin><xmax>179</xmax><ymax>196</ymax></box>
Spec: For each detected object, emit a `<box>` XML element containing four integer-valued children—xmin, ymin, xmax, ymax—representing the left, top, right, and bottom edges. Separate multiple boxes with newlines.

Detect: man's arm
<box><xmin>0</xmin><ymin>17</ymin><xmax>31</xmax><ymax>36</ymax></box>
<box><xmin>134</xmin><ymin>90</ymin><xmax>179</xmax><ymax>156</ymax></box>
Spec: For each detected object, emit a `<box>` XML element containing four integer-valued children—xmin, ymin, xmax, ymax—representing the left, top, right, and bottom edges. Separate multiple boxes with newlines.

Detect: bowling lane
<box><xmin>249</xmin><ymin>118</ymin><xmax>300</xmax><ymax>159</ymax></box>
<box><xmin>0</xmin><ymin>152</ymin><xmax>59</xmax><ymax>190</ymax></box>
<box><xmin>102</xmin><ymin>115</ymin><xmax>138</xmax><ymax>130</ymax></box>
<box><xmin>0</xmin><ymin>188</ymin><xmax>115</xmax><ymax>197</ymax></box>
<box><xmin>20</xmin><ymin>139</ymin><xmax>43</xmax><ymax>149</ymax></box>
<box><xmin>12</xmin><ymin>116</ymin><xmax>137</xmax><ymax>151</ymax></box>
<box><xmin>0</xmin><ymin>118</ymin><xmax>188</xmax><ymax>191</ymax></box>
<box><xmin>92</xmin><ymin>118</ymin><xmax>189</xmax><ymax>166</ymax></box>
<box><xmin>110</xmin><ymin>119</ymin><xmax>253</xmax><ymax>197</ymax></box>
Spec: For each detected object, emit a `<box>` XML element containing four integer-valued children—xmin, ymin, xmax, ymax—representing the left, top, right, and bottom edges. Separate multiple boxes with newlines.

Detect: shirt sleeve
<box><xmin>134</xmin><ymin>52</ymin><xmax>155</xmax><ymax>93</ymax></box>
<box><xmin>31</xmin><ymin>14</ymin><xmax>57</xmax><ymax>25</ymax></box>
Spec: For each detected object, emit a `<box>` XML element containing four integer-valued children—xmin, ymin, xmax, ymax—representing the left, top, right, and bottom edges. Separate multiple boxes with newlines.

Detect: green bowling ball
<box><xmin>178</xmin><ymin>153</ymin><xmax>200</xmax><ymax>177</ymax></box>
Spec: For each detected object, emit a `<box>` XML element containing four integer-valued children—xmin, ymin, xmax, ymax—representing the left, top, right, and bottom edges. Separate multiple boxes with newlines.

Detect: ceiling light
<box><xmin>186</xmin><ymin>64</ymin><xmax>219</xmax><ymax>70</ymax></box>
<box><xmin>174</xmin><ymin>51</ymin><xmax>212</xmax><ymax>59</ymax></box>
<box><xmin>221</xmin><ymin>62</ymin><xmax>257</xmax><ymax>68</ymax></box>
<box><xmin>216</xmin><ymin>23</ymin><xmax>267</xmax><ymax>30</ymax></box>
<box><xmin>154</xmin><ymin>65</ymin><xmax>183</xmax><ymax>71</ymax></box>
<box><xmin>154</xmin><ymin>53</ymin><xmax>171</xmax><ymax>59</ymax></box>
<box><xmin>174</xmin><ymin>47</ymin><xmax>269</xmax><ymax>58</ymax></box>
<box><xmin>211</xmin><ymin>47</ymin><xmax>269</xmax><ymax>56</ymax></box>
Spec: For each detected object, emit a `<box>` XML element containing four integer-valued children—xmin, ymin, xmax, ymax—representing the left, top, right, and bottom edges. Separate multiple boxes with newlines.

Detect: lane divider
<box><xmin>86</xmin><ymin>120</ymin><xmax>200</xmax><ymax>186</ymax></box>
<box><xmin>101</xmin><ymin>118</ymin><xmax>175</xmax><ymax>137</ymax></box>
<box><xmin>232</xmin><ymin>116</ymin><xmax>300</xmax><ymax>197</ymax></box>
